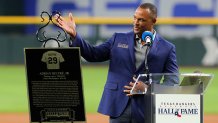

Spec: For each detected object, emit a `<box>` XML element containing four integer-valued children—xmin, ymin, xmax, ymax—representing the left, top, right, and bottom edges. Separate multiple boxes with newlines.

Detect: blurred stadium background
<box><xmin>0</xmin><ymin>0</ymin><xmax>218</xmax><ymax>123</ymax></box>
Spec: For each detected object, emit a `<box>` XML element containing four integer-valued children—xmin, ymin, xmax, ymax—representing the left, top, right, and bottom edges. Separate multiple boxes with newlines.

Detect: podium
<box><xmin>130</xmin><ymin>73</ymin><xmax>213</xmax><ymax>123</ymax></box>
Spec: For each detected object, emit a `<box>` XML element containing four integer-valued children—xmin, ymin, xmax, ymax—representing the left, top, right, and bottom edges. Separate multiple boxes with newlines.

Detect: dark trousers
<box><xmin>109</xmin><ymin>100</ymin><xmax>138</xmax><ymax>123</ymax></box>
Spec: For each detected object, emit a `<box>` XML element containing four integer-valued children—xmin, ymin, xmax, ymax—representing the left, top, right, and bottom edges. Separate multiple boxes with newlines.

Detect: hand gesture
<box><xmin>54</xmin><ymin>13</ymin><xmax>77</xmax><ymax>37</ymax></box>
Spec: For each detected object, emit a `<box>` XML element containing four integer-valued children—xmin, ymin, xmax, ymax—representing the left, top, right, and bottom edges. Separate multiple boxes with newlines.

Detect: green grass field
<box><xmin>0</xmin><ymin>65</ymin><xmax>217</xmax><ymax>114</ymax></box>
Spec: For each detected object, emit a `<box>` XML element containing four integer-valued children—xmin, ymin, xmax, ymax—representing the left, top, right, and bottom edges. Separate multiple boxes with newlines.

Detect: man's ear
<box><xmin>152</xmin><ymin>18</ymin><xmax>157</xmax><ymax>24</ymax></box>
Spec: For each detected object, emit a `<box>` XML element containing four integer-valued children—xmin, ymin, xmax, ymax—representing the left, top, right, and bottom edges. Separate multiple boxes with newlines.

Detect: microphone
<box><xmin>141</xmin><ymin>31</ymin><xmax>153</xmax><ymax>83</ymax></box>
<box><xmin>141</xmin><ymin>31</ymin><xmax>153</xmax><ymax>46</ymax></box>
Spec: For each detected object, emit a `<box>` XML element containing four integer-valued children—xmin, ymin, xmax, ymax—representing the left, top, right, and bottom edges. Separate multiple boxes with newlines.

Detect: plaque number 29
<box><xmin>48</xmin><ymin>57</ymin><xmax>57</xmax><ymax>64</ymax></box>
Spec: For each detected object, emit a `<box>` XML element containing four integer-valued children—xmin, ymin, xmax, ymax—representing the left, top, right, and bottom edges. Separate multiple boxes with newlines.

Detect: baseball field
<box><xmin>0</xmin><ymin>65</ymin><xmax>217</xmax><ymax>123</ymax></box>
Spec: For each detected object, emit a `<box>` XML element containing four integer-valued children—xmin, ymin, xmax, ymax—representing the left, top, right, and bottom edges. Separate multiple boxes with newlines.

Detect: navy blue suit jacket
<box><xmin>70</xmin><ymin>31</ymin><xmax>178</xmax><ymax>122</ymax></box>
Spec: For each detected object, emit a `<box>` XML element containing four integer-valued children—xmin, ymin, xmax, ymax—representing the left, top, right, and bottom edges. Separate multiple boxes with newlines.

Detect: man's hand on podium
<box><xmin>123</xmin><ymin>77</ymin><xmax>149</xmax><ymax>96</ymax></box>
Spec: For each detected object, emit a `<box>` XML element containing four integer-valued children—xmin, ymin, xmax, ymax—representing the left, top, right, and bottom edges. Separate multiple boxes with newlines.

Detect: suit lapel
<box><xmin>127</xmin><ymin>32</ymin><xmax>136</xmax><ymax>70</ymax></box>
<box><xmin>148</xmin><ymin>33</ymin><xmax>159</xmax><ymax>60</ymax></box>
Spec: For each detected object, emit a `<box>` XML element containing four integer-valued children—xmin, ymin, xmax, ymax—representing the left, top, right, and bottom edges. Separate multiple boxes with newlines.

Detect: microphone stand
<box><xmin>144</xmin><ymin>46</ymin><xmax>152</xmax><ymax>84</ymax></box>
<box><xmin>144</xmin><ymin>45</ymin><xmax>152</xmax><ymax>123</ymax></box>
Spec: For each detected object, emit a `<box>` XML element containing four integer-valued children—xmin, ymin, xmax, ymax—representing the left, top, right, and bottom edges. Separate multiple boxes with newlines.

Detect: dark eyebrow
<box><xmin>137</xmin><ymin>17</ymin><xmax>146</xmax><ymax>21</ymax></box>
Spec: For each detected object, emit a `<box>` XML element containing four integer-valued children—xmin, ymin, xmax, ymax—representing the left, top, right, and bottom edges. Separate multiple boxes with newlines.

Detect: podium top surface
<box><xmin>136</xmin><ymin>73</ymin><xmax>213</xmax><ymax>93</ymax></box>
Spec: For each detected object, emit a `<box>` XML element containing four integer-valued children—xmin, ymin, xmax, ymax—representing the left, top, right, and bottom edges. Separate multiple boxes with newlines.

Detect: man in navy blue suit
<box><xmin>55</xmin><ymin>3</ymin><xmax>179</xmax><ymax>123</ymax></box>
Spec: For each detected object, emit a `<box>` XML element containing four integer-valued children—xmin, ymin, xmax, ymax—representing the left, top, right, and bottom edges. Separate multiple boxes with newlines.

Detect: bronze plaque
<box><xmin>24</xmin><ymin>48</ymin><xmax>86</xmax><ymax>123</ymax></box>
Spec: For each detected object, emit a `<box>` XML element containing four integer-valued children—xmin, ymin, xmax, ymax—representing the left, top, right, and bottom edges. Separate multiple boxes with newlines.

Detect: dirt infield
<box><xmin>0</xmin><ymin>113</ymin><xmax>217</xmax><ymax>123</ymax></box>
<box><xmin>0</xmin><ymin>113</ymin><xmax>108</xmax><ymax>123</ymax></box>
